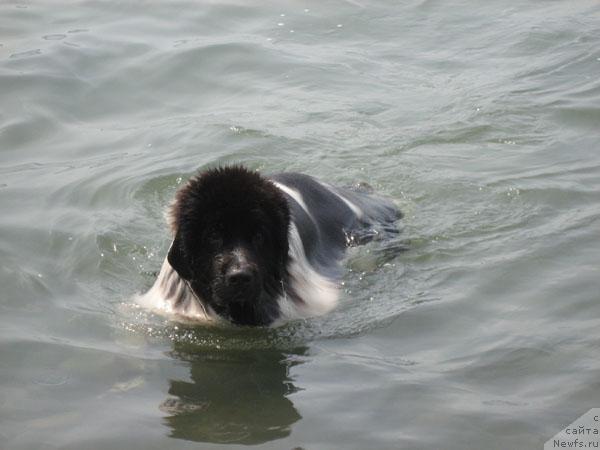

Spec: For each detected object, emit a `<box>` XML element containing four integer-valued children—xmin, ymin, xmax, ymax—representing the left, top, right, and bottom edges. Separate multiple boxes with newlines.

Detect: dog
<box><xmin>138</xmin><ymin>166</ymin><xmax>400</xmax><ymax>327</ymax></box>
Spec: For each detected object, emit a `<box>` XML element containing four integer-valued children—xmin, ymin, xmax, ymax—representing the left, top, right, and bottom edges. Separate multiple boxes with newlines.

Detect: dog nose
<box><xmin>226</xmin><ymin>266</ymin><xmax>254</xmax><ymax>288</ymax></box>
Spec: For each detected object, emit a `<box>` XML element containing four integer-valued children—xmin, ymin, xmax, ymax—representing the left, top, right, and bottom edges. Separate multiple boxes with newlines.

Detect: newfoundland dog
<box><xmin>138</xmin><ymin>166</ymin><xmax>400</xmax><ymax>326</ymax></box>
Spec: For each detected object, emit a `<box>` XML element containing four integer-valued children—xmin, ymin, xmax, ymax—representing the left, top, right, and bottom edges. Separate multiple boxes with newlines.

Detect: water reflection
<box><xmin>161</xmin><ymin>337</ymin><xmax>305</xmax><ymax>445</ymax></box>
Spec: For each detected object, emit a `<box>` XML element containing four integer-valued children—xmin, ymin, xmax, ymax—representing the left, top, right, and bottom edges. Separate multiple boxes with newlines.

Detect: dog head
<box><xmin>167</xmin><ymin>166</ymin><xmax>290</xmax><ymax>326</ymax></box>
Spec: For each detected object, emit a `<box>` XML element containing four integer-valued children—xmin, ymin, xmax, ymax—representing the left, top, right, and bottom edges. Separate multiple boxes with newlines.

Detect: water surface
<box><xmin>1</xmin><ymin>1</ymin><xmax>600</xmax><ymax>449</ymax></box>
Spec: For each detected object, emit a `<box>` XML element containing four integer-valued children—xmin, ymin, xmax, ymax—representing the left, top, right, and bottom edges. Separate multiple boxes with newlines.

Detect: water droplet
<box><xmin>280</xmin><ymin>13</ymin><xmax>285</xmax><ymax>17</ymax></box>
<box><xmin>278</xmin><ymin>22</ymin><xmax>285</xmax><ymax>26</ymax></box>
<box><xmin>337</xmin><ymin>24</ymin><xmax>343</xmax><ymax>28</ymax></box>
<box><xmin>290</xmin><ymin>30</ymin><xmax>295</xmax><ymax>33</ymax></box>
<box><xmin>304</xmin><ymin>8</ymin><xmax>309</xmax><ymax>13</ymax></box>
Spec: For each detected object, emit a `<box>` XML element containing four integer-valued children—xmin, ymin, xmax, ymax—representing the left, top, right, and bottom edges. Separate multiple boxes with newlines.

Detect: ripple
<box><xmin>9</xmin><ymin>49</ymin><xmax>41</xmax><ymax>58</ymax></box>
<box><xmin>42</xmin><ymin>34</ymin><xmax>66</xmax><ymax>41</ymax></box>
<box><xmin>2</xmin><ymin>1</ymin><xmax>600</xmax><ymax>448</ymax></box>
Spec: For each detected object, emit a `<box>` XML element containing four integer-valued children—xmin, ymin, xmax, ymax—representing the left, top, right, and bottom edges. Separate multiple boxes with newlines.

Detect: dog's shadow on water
<box><xmin>159</xmin><ymin>326</ymin><xmax>306</xmax><ymax>445</ymax></box>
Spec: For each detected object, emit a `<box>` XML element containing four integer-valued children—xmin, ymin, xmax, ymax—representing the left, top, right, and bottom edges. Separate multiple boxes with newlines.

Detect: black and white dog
<box><xmin>138</xmin><ymin>166</ymin><xmax>400</xmax><ymax>327</ymax></box>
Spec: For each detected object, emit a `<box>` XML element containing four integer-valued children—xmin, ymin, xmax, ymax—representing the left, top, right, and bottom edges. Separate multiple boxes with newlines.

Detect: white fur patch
<box><xmin>273</xmin><ymin>223</ymin><xmax>339</xmax><ymax>326</ymax></box>
<box><xmin>319</xmin><ymin>181</ymin><xmax>364</xmax><ymax>218</ymax></box>
<box><xmin>135</xmin><ymin>254</ymin><xmax>217</xmax><ymax>323</ymax></box>
<box><xmin>138</xmin><ymin>227</ymin><xmax>339</xmax><ymax>327</ymax></box>
<box><xmin>139</xmin><ymin>189</ymin><xmax>341</xmax><ymax>326</ymax></box>
<box><xmin>271</xmin><ymin>181</ymin><xmax>314</xmax><ymax>219</ymax></box>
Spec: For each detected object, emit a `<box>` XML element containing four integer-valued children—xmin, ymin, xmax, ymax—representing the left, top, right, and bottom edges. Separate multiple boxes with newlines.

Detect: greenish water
<box><xmin>1</xmin><ymin>1</ymin><xmax>600</xmax><ymax>449</ymax></box>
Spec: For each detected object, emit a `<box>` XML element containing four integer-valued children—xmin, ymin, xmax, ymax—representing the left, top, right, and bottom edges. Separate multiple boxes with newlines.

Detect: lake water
<box><xmin>1</xmin><ymin>1</ymin><xmax>600</xmax><ymax>449</ymax></box>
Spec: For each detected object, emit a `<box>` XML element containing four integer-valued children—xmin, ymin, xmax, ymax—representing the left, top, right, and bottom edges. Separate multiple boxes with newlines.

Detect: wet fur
<box><xmin>138</xmin><ymin>166</ymin><xmax>400</xmax><ymax>327</ymax></box>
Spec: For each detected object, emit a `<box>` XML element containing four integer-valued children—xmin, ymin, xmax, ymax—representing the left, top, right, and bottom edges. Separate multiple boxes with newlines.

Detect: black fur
<box><xmin>160</xmin><ymin>165</ymin><xmax>401</xmax><ymax>327</ymax></box>
<box><xmin>168</xmin><ymin>167</ymin><xmax>290</xmax><ymax>325</ymax></box>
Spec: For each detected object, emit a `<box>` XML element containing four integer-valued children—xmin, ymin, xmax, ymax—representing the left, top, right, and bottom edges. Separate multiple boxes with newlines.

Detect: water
<box><xmin>1</xmin><ymin>1</ymin><xmax>600</xmax><ymax>449</ymax></box>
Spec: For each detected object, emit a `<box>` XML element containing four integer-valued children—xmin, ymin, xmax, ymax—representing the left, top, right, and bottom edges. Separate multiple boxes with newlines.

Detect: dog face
<box><xmin>167</xmin><ymin>167</ymin><xmax>290</xmax><ymax>326</ymax></box>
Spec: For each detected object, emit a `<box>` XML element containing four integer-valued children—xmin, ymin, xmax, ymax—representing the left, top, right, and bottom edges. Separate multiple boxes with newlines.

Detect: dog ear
<box><xmin>167</xmin><ymin>233</ymin><xmax>192</xmax><ymax>280</ymax></box>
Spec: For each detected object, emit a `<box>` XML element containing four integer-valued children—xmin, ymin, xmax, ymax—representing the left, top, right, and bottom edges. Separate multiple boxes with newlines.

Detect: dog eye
<box><xmin>253</xmin><ymin>232</ymin><xmax>264</xmax><ymax>246</ymax></box>
<box><xmin>208</xmin><ymin>232</ymin><xmax>223</xmax><ymax>247</ymax></box>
